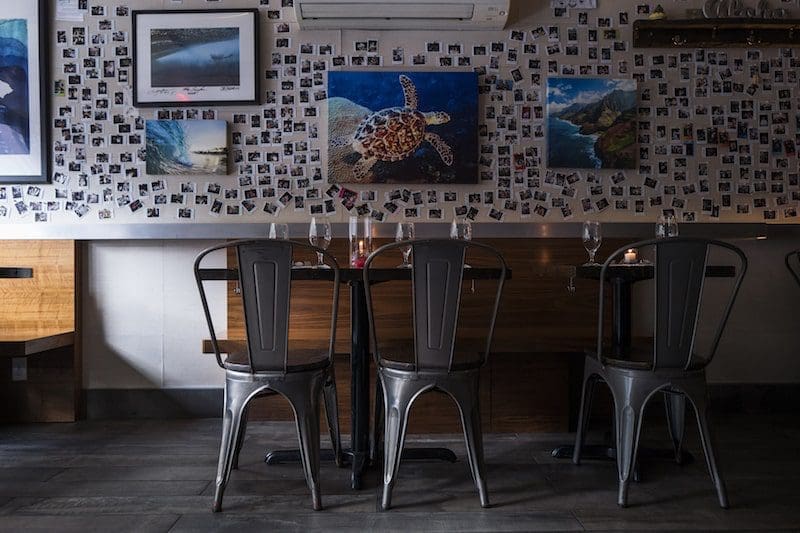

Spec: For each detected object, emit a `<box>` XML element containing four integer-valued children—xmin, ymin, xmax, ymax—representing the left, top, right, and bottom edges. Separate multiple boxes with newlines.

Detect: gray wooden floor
<box><xmin>0</xmin><ymin>413</ymin><xmax>798</xmax><ymax>532</ymax></box>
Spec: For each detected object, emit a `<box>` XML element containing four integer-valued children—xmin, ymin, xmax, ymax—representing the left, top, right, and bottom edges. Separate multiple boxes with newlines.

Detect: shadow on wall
<box><xmin>81</xmin><ymin>264</ymin><xmax>222</xmax><ymax>420</ymax></box>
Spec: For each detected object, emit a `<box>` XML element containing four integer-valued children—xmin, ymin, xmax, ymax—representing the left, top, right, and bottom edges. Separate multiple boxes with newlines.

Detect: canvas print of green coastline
<box><xmin>146</xmin><ymin>120</ymin><xmax>228</xmax><ymax>175</ymax></box>
<box><xmin>547</xmin><ymin>78</ymin><xmax>637</xmax><ymax>169</ymax></box>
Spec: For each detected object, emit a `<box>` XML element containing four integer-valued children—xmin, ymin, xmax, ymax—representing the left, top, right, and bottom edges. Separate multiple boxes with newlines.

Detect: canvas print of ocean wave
<box><xmin>150</xmin><ymin>27</ymin><xmax>240</xmax><ymax>88</ymax></box>
<box><xmin>0</xmin><ymin>18</ymin><xmax>30</xmax><ymax>155</ymax></box>
<box><xmin>328</xmin><ymin>71</ymin><xmax>478</xmax><ymax>184</ymax></box>
<box><xmin>547</xmin><ymin>78</ymin><xmax>637</xmax><ymax>169</ymax></box>
<box><xmin>146</xmin><ymin>120</ymin><xmax>228</xmax><ymax>175</ymax></box>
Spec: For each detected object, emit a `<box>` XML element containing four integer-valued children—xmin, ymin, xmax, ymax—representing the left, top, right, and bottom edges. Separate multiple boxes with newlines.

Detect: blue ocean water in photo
<box><xmin>0</xmin><ymin>18</ymin><xmax>30</xmax><ymax>155</ymax></box>
<box><xmin>548</xmin><ymin>118</ymin><xmax>601</xmax><ymax>169</ymax></box>
<box><xmin>151</xmin><ymin>29</ymin><xmax>240</xmax><ymax>88</ymax></box>
<box><xmin>146</xmin><ymin>120</ymin><xmax>227</xmax><ymax>175</ymax></box>
<box><xmin>328</xmin><ymin>71</ymin><xmax>479</xmax><ymax>183</ymax></box>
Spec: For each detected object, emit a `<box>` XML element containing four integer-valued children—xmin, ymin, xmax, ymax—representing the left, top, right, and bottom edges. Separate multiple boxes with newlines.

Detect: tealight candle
<box><xmin>623</xmin><ymin>248</ymin><xmax>638</xmax><ymax>264</ymax></box>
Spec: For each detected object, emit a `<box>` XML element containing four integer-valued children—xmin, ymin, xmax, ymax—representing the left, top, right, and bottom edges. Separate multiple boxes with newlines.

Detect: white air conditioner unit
<box><xmin>295</xmin><ymin>0</ymin><xmax>510</xmax><ymax>31</ymax></box>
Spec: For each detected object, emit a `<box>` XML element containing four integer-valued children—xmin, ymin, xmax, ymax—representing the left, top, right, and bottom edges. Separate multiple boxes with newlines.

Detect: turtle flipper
<box><xmin>425</xmin><ymin>133</ymin><xmax>453</xmax><ymax>166</ymax></box>
<box><xmin>399</xmin><ymin>75</ymin><xmax>418</xmax><ymax>110</ymax></box>
<box><xmin>424</xmin><ymin>112</ymin><xmax>450</xmax><ymax>125</ymax></box>
<box><xmin>353</xmin><ymin>155</ymin><xmax>377</xmax><ymax>181</ymax></box>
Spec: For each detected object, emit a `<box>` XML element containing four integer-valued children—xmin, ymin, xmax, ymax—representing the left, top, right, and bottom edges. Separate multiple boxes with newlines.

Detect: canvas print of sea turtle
<box><xmin>328</xmin><ymin>71</ymin><xmax>478</xmax><ymax>184</ymax></box>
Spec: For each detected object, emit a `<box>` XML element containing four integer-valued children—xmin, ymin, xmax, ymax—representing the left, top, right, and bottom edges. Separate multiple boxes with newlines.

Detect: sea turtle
<box><xmin>333</xmin><ymin>74</ymin><xmax>454</xmax><ymax>181</ymax></box>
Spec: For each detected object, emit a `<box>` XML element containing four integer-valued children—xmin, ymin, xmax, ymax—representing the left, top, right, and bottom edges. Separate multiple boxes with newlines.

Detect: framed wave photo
<box><xmin>132</xmin><ymin>9</ymin><xmax>259</xmax><ymax>107</ymax></box>
<box><xmin>0</xmin><ymin>1</ymin><xmax>48</xmax><ymax>184</ymax></box>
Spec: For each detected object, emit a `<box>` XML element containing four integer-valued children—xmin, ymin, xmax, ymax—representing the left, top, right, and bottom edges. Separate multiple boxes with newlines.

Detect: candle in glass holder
<box><xmin>623</xmin><ymin>248</ymin><xmax>638</xmax><ymax>264</ymax></box>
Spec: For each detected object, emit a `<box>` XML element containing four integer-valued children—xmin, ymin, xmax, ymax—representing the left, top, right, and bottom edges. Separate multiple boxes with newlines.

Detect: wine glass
<box><xmin>655</xmin><ymin>214</ymin><xmax>679</xmax><ymax>239</ymax></box>
<box><xmin>395</xmin><ymin>222</ymin><xmax>415</xmax><ymax>268</ymax></box>
<box><xmin>582</xmin><ymin>221</ymin><xmax>602</xmax><ymax>265</ymax></box>
<box><xmin>309</xmin><ymin>217</ymin><xmax>332</xmax><ymax>268</ymax></box>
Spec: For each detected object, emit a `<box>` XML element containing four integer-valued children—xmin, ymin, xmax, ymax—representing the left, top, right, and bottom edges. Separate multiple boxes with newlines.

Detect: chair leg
<box><xmin>450</xmin><ymin>373</ymin><xmax>490</xmax><ymax>508</ymax></box>
<box><xmin>663</xmin><ymin>391</ymin><xmax>686</xmax><ymax>465</ymax></box>
<box><xmin>232</xmin><ymin>403</ymin><xmax>249</xmax><ymax>470</ymax></box>
<box><xmin>612</xmin><ymin>381</ymin><xmax>648</xmax><ymax>507</ymax></box>
<box><xmin>690</xmin><ymin>390</ymin><xmax>729</xmax><ymax>509</ymax></box>
<box><xmin>283</xmin><ymin>374</ymin><xmax>325</xmax><ymax>511</ymax></box>
<box><xmin>213</xmin><ymin>383</ymin><xmax>248</xmax><ymax>513</ymax></box>
<box><xmin>322</xmin><ymin>367</ymin><xmax>343</xmax><ymax>467</ymax></box>
<box><xmin>573</xmin><ymin>373</ymin><xmax>598</xmax><ymax>465</ymax></box>
<box><xmin>371</xmin><ymin>377</ymin><xmax>384</xmax><ymax>464</ymax></box>
<box><xmin>380</xmin><ymin>372</ymin><xmax>424</xmax><ymax>511</ymax></box>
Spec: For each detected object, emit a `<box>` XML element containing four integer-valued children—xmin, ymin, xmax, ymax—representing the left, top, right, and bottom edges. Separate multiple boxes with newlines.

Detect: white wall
<box><xmin>82</xmin><ymin>240</ymin><xmax>226</xmax><ymax>389</ymax></box>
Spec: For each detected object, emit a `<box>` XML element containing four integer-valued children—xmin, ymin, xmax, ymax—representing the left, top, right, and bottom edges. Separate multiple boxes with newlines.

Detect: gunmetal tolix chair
<box><xmin>364</xmin><ymin>239</ymin><xmax>508</xmax><ymax>511</ymax></box>
<box><xmin>785</xmin><ymin>250</ymin><xmax>800</xmax><ymax>288</ymax></box>
<box><xmin>195</xmin><ymin>239</ymin><xmax>342</xmax><ymax>512</ymax></box>
<box><xmin>572</xmin><ymin>237</ymin><xmax>747</xmax><ymax>508</ymax></box>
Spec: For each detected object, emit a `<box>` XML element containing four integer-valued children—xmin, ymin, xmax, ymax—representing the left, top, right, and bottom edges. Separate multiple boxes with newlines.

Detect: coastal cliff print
<box><xmin>547</xmin><ymin>78</ymin><xmax>637</xmax><ymax>170</ymax></box>
<box><xmin>328</xmin><ymin>71</ymin><xmax>478</xmax><ymax>184</ymax></box>
<box><xmin>0</xmin><ymin>18</ymin><xmax>29</xmax><ymax>156</ymax></box>
<box><xmin>150</xmin><ymin>28</ymin><xmax>240</xmax><ymax>88</ymax></box>
<box><xmin>146</xmin><ymin>120</ymin><xmax>228</xmax><ymax>175</ymax></box>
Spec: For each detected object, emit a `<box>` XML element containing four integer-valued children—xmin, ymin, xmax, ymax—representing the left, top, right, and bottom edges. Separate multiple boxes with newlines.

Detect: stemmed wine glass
<box><xmin>395</xmin><ymin>222</ymin><xmax>415</xmax><ymax>268</ymax></box>
<box><xmin>582</xmin><ymin>220</ymin><xmax>602</xmax><ymax>265</ymax></box>
<box><xmin>308</xmin><ymin>217</ymin><xmax>332</xmax><ymax>268</ymax></box>
<box><xmin>655</xmin><ymin>214</ymin><xmax>679</xmax><ymax>239</ymax></box>
<box><xmin>269</xmin><ymin>222</ymin><xmax>288</xmax><ymax>240</ymax></box>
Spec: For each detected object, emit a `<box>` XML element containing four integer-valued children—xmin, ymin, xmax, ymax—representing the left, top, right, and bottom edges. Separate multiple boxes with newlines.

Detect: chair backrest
<box><xmin>364</xmin><ymin>239</ymin><xmax>507</xmax><ymax>373</ymax></box>
<box><xmin>598</xmin><ymin>237</ymin><xmax>747</xmax><ymax>371</ymax></box>
<box><xmin>194</xmin><ymin>239</ymin><xmax>340</xmax><ymax>373</ymax></box>
<box><xmin>785</xmin><ymin>250</ymin><xmax>800</xmax><ymax>288</ymax></box>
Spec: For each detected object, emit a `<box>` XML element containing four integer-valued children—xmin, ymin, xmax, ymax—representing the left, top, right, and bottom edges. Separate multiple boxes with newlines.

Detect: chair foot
<box><xmin>380</xmin><ymin>487</ymin><xmax>392</xmax><ymax>511</ymax></box>
<box><xmin>312</xmin><ymin>491</ymin><xmax>322</xmax><ymax>511</ymax></box>
<box><xmin>617</xmin><ymin>484</ymin><xmax>629</xmax><ymax>507</ymax></box>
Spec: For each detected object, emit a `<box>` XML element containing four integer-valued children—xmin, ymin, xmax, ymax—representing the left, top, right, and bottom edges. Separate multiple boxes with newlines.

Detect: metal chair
<box><xmin>572</xmin><ymin>237</ymin><xmax>747</xmax><ymax>508</ymax></box>
<box><xmin>785</xmin><ymin>250</ymin><xmax>800</xmax><ymax>288</ymax></box>
<box><xmin>364</xmin><ymin>239</ymin><xmax>507</xmax><ymax>510</ymax></box>
<box><xmin>195</xmin><ymin>239</ymin><xmax>342</xmax><ymax>512</ymax></box>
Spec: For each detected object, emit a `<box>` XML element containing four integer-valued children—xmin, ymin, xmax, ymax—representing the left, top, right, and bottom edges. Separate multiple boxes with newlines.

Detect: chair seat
<box><xmin>224</xmin><ymin>348</ymin><xmax>330</xmax><ymax>373</ymax></box>
<box><xmin>588</xmin><ymin>348</ymin><xmax>709</xmax><ymax>371</ymax></box>
<box><xmin>378</xmin><ymin>341</ymin><xmax>483</xmax><ymax>372</ymax></box>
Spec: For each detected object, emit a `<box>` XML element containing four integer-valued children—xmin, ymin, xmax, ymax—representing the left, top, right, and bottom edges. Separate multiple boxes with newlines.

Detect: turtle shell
<box><xmin>354</xmin><ymin>107</ymin><xmax>427</xmax><ymax>162</ymax></box>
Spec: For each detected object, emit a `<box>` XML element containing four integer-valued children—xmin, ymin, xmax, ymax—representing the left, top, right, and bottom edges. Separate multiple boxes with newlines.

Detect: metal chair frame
<box><xmin>572</xmin><ymin>237</ymin><xmax>747</xmax><ymax>508</ymax></box>
<box><xmin>363</xmin><ymin>239</ymin><xmax>507</xmax><ymax>510</ymax></box>
<box><xmin>195</xmin><ymin>239</ymin><xmax>342</xmax><ymax>512</ymax></box>
<box><xmin>785</xmin><ymin>250</ymin><xmax>800</xmax><ymax>288</ymax></box>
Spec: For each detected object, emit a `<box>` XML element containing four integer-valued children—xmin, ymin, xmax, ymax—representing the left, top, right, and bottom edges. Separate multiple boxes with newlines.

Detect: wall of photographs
<box><xmin>2</xmin><ymin>0</ymin><xmax>799</xmax><ymax>226</ymax></box>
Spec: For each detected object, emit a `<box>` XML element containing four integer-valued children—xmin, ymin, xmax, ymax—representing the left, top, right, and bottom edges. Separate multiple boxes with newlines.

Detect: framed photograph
<box><xmin>0</xmin><ymin>1</ymin><xmax>48</xmax><ymax>184</ymax></box>
<box><xmin>132</xmin><ymin>9</ymin><xmax>259</xmax><ymax>107</ymax></box>
<box><xmin>547</xmin><ymin>77</ymin><xmax>637</xmax><ymax>169</ymax></box>
<box><xmin>328</xmin><ymin>71</ymin><xmax>478</xmax><ymax>184</ymax></box>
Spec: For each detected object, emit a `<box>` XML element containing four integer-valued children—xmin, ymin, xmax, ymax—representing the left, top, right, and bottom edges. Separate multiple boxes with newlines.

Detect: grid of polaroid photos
<box><xmin>1</xmin><ymin>0</ymin><xmax>798</xmax><ymax>225</ymax></box>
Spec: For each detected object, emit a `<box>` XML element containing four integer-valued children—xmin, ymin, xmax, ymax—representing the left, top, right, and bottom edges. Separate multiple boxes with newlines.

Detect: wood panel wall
<box><xmin>219</xmin><ymin>238</ymin><xmax>626</xmax><ymax>433</ymax></box>
<box><xmin>0</xmin><ymin>240</ymin><xmax>80</xmax><ymax>422</ymax></box>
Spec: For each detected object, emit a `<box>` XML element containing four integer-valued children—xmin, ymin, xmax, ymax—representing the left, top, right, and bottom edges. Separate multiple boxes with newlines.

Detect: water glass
<box><xmin>395</xmin><ymin>222</ymin><xmax>415</xmax><ymax>268</ymax></box>
<box><xmin>269</xmin><ymin>222</ymin><xmax>289</xmax><ymax>240</ymax></box>
<box><xmin>582</xmin><ymin>220</ymin><xmax>602</xmax><ymax>265</ymax></box>
<box><xmin>655</xmin><ymin>214</ymin><xmax>679</xmax><ymax>239</ymax></box>
<box><xmin>308</xmin><ymin>217</ymin><xmax>332</xmax><ymax>268</ymax></box>
<box><xmin>449</xmin><ymin>218</ymin><xmax>472</xmax><ymax>241</ymax></box>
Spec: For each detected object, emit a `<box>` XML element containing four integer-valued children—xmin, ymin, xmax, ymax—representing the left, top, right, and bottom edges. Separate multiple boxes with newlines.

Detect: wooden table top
<box><xmin>576</xmin><ymin>263</ymin><xmax>736</xmax><ymax>282</ymax></box>
<box><xmin>199</xmin><ymin>266</ymin><xmax>510</xmax><ymax>282</ymax></box>
<box><xmin>0</xmin><ymin>330</ymin><xmax>75</xmax><ymax>357</ymax></box>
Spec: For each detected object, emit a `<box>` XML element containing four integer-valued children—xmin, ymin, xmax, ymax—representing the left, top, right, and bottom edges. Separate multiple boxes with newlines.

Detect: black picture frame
<box><xmin>132</xmin><ymin>9</ymin><xmax>260</xmax><ymax>107</ymax></box>
<box><xmin>0</xmin><ymin>0</ymin><xmax>50</xmax><ymax>184</ymax></box>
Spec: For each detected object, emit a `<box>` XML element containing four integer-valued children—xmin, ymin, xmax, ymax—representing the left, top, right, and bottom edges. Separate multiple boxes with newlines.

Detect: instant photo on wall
<box><xmin>328</xmin><ymin>71</ymin><xmax>479</xmax><ymax>184</ymax></box>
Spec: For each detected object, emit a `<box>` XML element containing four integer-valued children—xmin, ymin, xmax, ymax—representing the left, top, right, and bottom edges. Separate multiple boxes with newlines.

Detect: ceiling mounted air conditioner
<box><xmin>295</xmin><ymin>0</ymin><xmax>510</xmax><ymax>31</ymax></box>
